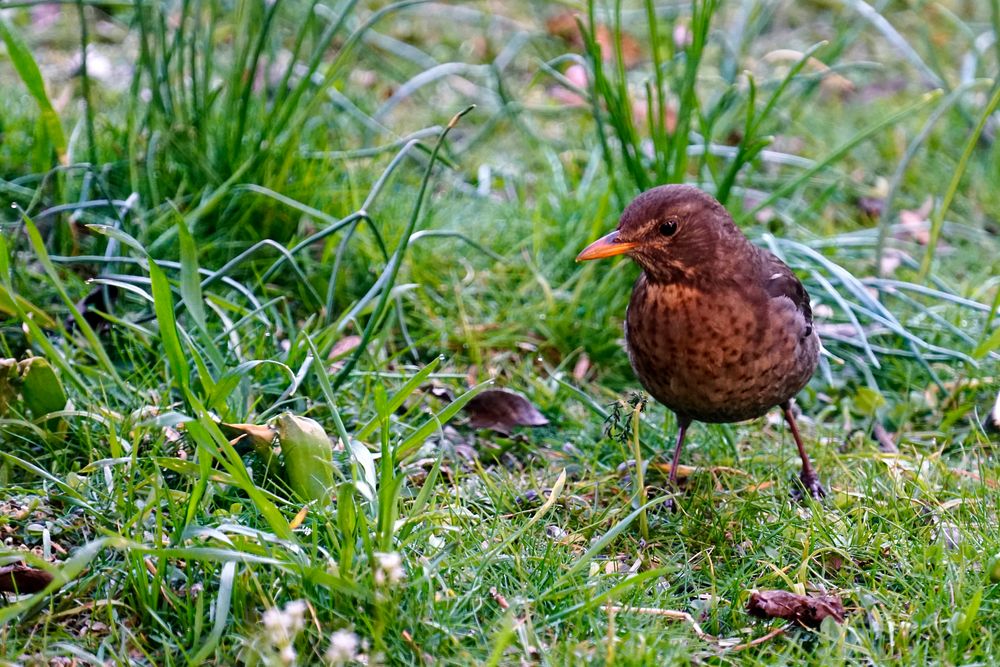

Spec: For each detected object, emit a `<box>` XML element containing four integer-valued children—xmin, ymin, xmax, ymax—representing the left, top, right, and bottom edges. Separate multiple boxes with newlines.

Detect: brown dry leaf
<box><xmin>747</xmin><ymin>590</ymin><xmax>846</xmax><ymax>627</ymax></box>
<box><xmin>0</xmin><ymin>562</ymin><xmax>55</xmax><ymax>594</ymax></box>
<box><xmin>289</xmin><ymin>505</ymin><xmax>310</xmax><ymax>530</ymax></box>
<box><xmin>545</xmin><ymin>11</ymin><xmax>641</xmax><ymax>67</ymax></box>
<box><xmin>218</xmin><ymin>422</ymin><xmax>277</xmax><ymax>457</ymax></box>
<box><xmin>595</xmin><ymin>25</ymin><xmax>642</xmax><ymax>68</ymax></box>
<box><xmin>896</xmin><ymin>197</ymin><xmax>933</xmax><ymax>244</ymax></box>
<box><xmin>762</xmin><ymin>49</ymin><xmax>854</xmax><ymax>97</ymax></box>
<box><xmin>858</xmin><ymin>196</ymin><xmax>884</xmax><ymax>219</ymax></box>
<box><xmin>328</xmin><ymin>335</ymin><xmax>363</xmax><ymax>370</ymax></box>
<box><xmin>744</xmin><ymin>480</ymin><xmax>774</xmax><ymax>493</ymax></box>
<box><xmin>462</xmin><ymin>389</ymin><xmax>549</xmax><ymax>434</ymax></box>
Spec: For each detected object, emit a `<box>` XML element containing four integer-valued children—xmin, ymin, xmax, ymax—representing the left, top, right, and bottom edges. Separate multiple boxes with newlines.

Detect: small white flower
<box><xmin>373</xmin><ymin>552</ymin><xmax>405</xmax><ymax>587</ymax></box>
<box><xmin>262</xmin><ymin>607</ymin><xmax>291</xmax><ymax>644</ymax></box>
<box><xmin>278</xmin><ymin>643</ymin><xmax>297</xmax><ymax>666</ymax></box>
<box><xmin>324</xmin><ymin>629</ymin><xmax>360</xmax><ymax>665</ymax></box>
<box><xmin>284</xmin><ymin>599</ymin><xmax>307</xmax><ymax>633</ymax></box>
<box><xmin>261</xmin><ymin>600</ymin><xmax>308</xmax><ymax>647</ymax></box>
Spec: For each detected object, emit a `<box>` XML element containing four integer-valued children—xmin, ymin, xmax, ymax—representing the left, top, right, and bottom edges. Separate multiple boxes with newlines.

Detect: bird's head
<box><xmin>576</xmin><ymin>184</ymin><xmax>745</xmax><ymax>282</ymax></box>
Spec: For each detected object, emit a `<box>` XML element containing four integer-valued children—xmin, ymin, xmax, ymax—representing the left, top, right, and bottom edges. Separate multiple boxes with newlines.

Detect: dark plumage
<box><xmin>577</xmin><ymin>184</ymin><xmax>825</xmax><ymax>500</ymax></box>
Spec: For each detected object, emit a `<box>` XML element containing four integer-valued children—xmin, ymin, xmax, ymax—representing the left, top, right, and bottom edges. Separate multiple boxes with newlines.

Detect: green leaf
<box><xmin>973</xmin><ymin>325</ymin><xmax>1000</xmax><ymax>359</ymax></box>
<box><xmin>176</xmin><ymin>217</ymin><xmax>208</xmax><ymax>334</ymax></box>
<box><xmin>0</xmin><ymin>17</ymin><xmax>67</xmax><ymax>163</ymax></box>
<box><xmin>354</xmin><ymin>355</ymin><xmax>442</xmax><ymax>441</ymax></box>
<box><xmin>19</xmin><ymin>357</ymin><xmax>67</xmax><ymax>418</ymax></box>
<box><xmin>276</xmin><ymin>414</ymin><xmax>336</xmax><ymax>503</ymax></box>
<box><xmin>396</xmin><ymin>381</ymin><xmax>491</xmax><ymax>459</ymax></box>
<box><xmin>149</xmin><ymin>258</ymin><xmax>191</xmax><ymax>391</ymax></box>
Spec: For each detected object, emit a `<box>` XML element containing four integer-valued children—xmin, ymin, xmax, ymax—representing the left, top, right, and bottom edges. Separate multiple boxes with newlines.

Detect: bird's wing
<box><xmin>761</xmin><ymin>254</ymin><xmax>813</xmax><ymax>335</ymax></box>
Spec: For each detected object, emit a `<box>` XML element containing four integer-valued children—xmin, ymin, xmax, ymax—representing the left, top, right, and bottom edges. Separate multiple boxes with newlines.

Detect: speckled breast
<box><xmin>624</xmin><ymin>277</ymin><xmax>819</xmax><ymax>423</ymax></box>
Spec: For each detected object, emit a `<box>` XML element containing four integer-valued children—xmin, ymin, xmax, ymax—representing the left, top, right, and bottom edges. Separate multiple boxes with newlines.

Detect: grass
<box><xmin>2</xmin><ymin>0</ymin><xmax>1000</xmax><ymax>664</ymax></box>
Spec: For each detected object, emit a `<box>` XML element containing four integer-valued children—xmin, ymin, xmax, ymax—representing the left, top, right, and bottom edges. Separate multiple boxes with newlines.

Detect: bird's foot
<box><xmin>791</xmin><ymin>471</ymin><xmax>826</xmax><ymax>502</ymax></box>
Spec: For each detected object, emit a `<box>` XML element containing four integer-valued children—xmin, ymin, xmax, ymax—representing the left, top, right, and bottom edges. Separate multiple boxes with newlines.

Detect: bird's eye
<box><xmin>659</xmin><ymin>220</ymin><xmax>678</xmax><ymax>237</ymax></box>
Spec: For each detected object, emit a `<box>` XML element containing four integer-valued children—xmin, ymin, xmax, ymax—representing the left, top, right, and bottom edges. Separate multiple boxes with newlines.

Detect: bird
<box><xmin>576</xmin><ymin>184</ymin><xmax>824</xmax><ymax>501</ymax></box>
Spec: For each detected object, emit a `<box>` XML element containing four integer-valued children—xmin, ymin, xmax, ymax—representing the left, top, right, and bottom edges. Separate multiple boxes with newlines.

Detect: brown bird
<box><xmin>577</xmin><ymin>184</ymin><xmax>824</xmax><ymax>500</ymax></box>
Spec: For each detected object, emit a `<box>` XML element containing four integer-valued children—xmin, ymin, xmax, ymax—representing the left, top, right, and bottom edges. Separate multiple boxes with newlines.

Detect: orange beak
<box><xmin>575</xmin><ymin>231</ymin><xmax>638</xmax><ymax>261</ymax></box>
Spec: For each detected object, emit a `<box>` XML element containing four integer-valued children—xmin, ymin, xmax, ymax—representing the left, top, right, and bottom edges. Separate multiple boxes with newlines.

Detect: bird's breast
<box><xmin>624</xmin><ymin>277</ymin><xmax>817</xmax><ymax>423</ymax></box>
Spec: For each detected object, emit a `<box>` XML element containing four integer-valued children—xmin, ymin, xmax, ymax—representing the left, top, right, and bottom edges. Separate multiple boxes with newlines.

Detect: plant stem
<box><xmin>631</xmin><ymin>403</ymin><xmax>648</xmax><ymax>540</ymax></box>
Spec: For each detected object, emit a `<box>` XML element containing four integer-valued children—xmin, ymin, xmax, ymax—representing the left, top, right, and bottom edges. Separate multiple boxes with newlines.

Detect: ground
<box><xmin>1</xmin><ymin>1</ymin><xmax>999</xmax><ymax>665</ymax></box>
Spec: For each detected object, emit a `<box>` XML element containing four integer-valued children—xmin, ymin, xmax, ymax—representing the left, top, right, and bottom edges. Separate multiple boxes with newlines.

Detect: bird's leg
<box><xmin>781</xmin><ymin>401</ymin><xmax>825</xmax><ymax>500</ymax></box>
<box><xmin>665</xmin><ymin>415</ymin><xmax>691</xmax><ymax>512</ymax></box>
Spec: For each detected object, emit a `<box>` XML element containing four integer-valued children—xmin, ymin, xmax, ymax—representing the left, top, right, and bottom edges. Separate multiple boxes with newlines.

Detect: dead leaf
<box><xmin>328</xmin><ymin>335</ymin><xmax>363</xmax><ymax>370</ymax></box>
<box><xmin>66</xmin><ymin>282</ymin><xmax>120</xmax><ymax>335</ymax></box>
<box><xmin>0</xmin><ymin>562</ymin><xmax>55</xmax><ymax>594</ymax></box>
<box><xmin>858</xmin><ymin>196</ymin><xmax>884</xmax><ymax>219</ymax></box>
<box><xmin>489</xmin><ymin>586</ymin><xmax>510</xmax><ymax>610</ymax></box>
<box><xmin>218</xmin><ymin>422</ymin><xmax>277</xmax><ymax>457</ymax></box>
<box><xmin>289</xmin><ymin>505</ymin><xmax>309</xmax><ymax>530</ymax></box>
<box><xmin>462</xmin><ymin>389</ymin><xmax>548</xmax><ymax>434</ymax></box>
<box><xmin>895</xmin><ymin>197</ymin><xmax>934</xmax><ymax>244</ymax></box>
<box><xmin>423</xmin><ymin>384</ymin><xmax>456</xmax><ymax>402</ymax></box>
<box><xmin>762</xmin><ymin>49</ymin><xmax>854</xmax><ymax>97</ymax></box>
<box><xmin>747</xmin><ymin>590</ymin><xmax>846</xmax><ymax>627</ymax></box>
<box><xmin>545</xmin><ymin>11</ymin><xmax>641</xmax><ymax>67</ymax></box>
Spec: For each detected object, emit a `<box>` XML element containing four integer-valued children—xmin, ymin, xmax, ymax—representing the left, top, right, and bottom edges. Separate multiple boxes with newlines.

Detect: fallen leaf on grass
<box><xmin>747</xmin><ymin>590</ymin><xmax>846</xmax><ymax>627</ymax></box>
<box><xmin>761</xmin><ymin>49</ymin><xmax>854</xmax><ymax>96</ymax></box>
<box><xmin>462</xmin><ymin>389</ymin><xmax>548</xmax><ymax>434</ymax></box>
<box><xmin>67</xmin><ymin>282</ymin><xmax>120</xmax><ymax>334</ymax></box>
<box><xmin>0</xmin><ymin>562</ymin><xmax>54</xmax><ymax>594</ymax></box>
<box><xmin>545</xmin><ymin>12</ymin><xmax>642</xmax><ymax>67</ymax></box>
<box><xmin>895</xmin><ymin>197</ymin><xmax>934</xmax><ymax>245</ymax></box>
<box><xmin>328</xmin><ymin>335</ymin><xmax>362</xmax><ymax>363</ymax></box>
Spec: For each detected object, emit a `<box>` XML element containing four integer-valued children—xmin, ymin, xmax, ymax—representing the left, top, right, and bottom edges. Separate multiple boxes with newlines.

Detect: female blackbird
<box><xmin>577</xmin><ymin>185</ymin><xmax>824</xmax><ymax>499</ymax></box>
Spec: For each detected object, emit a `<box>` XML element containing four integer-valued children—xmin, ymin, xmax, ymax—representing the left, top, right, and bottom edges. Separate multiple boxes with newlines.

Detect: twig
<box><xmin>603</xmin><ymin>605</ymin><xmax>715</xmax><ymax>641</ymax></box>
<box><xmin>728</xmin><ymin>624</ymin><xmax>789</xmax><ymax>652</ymax></box>
<box><xmin>606</xmin><ymin>605</ymin><xmax>793</xmax><ymax>653</ymax></box>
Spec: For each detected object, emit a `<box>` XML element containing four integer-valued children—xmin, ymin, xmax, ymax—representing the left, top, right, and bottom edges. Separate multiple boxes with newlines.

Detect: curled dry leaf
<box><xmin>0</xmin><ymin>562</ymin><xmax>55</xmax><ymax>594</ymax></box>
<box><xmin>219</xmin><ymin>422</ymin><xmax>277</xmax><ymax>458</ymax></box>
<box><xmin>747</xmin><ymin>590</ymin><xmax>846</xmax><ymax>627</ymax></box>
<box><xmin>462</xmin><ymin>389</ymin><xmax>549</xmax><ymax>435</ymax></box>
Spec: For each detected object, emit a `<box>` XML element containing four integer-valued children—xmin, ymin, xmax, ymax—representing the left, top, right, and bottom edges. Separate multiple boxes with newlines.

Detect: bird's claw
<box><xmin>791</xmin><ymin>471</ymin><xmax>826</xmax><ymax>502</ymax></box>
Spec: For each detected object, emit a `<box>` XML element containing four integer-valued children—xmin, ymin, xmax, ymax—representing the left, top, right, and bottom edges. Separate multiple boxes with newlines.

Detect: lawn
<box><xmin>1</xmin><ymin>1</ymin><xmax>999</xmax><ymax>664</ymax></box>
